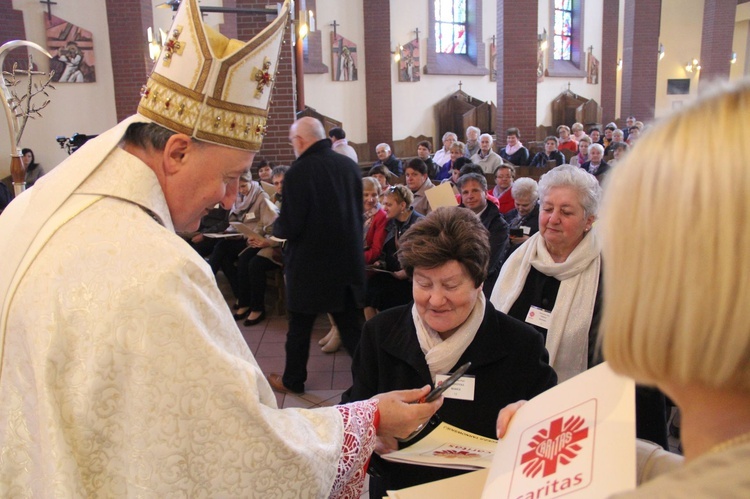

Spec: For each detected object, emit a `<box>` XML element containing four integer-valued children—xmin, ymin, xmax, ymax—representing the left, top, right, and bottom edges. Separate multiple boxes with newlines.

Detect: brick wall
<box><xmin>496</xmin><ymin>0</ymin><xmax>538</xmax><ymax>143</ymax></box>
<box><xmin>601</xmin><ymin>0</ymin><xmax>619</xmax><ymax>123</ymax></box>
<box><xmin>105</xmin><ymin>0</ymin><xmax>153</xmax><ymax>121</ymax></box>
<box><xmin>236</xmin><ymin>0</ymin><xmax>296</xmax><ymax>164</ymax></box>
<box><xmin>0</xmin><ymin>0</ymin><xmax>28</xmax><ymax>74</ymax></box>
<box><xmin>363</xmin><ymin>0</ymin><xmax>393</xmax><ymax>150</ymax></box>
<box><xmin>699</xmin><ymin>0</ymin><xmax>736</xmax><ymax>85</ymax></box>
<box><xmin>620</xmin><ymin>0</ymin><xmax>662</xmax><ymax>122</ymax></box>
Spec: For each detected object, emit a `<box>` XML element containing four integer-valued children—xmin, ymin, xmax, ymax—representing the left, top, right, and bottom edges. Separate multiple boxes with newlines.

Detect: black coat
<box><xmin>343</xmin><ymin>302</ymin><xmax>556</xmax><ymax>493</ymax></box>
<box><xmin>273</xmin><ymin>139</ymin><xmax>365</xmax><ymax>313</ymax></box>
<box><xmin>580</xmin><ymin>160</ymin><xmax>612</xmax><ymax>183</ymax></box>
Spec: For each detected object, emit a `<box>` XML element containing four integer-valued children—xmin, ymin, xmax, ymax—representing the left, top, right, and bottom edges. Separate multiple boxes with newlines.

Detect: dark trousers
<box><xmin>240</xmin><ymin>254</ymin><xmax>278</xmax><ymax>311</ymax></box>
<box><xmin>282</xmin><ymin>292</ymin><xmax>363</xmax><ymax>393</ymax></box>
<box><xmin>209</xmin><ymin>238</ymin><xmax>253</xmax><ymax>296</ymax></box>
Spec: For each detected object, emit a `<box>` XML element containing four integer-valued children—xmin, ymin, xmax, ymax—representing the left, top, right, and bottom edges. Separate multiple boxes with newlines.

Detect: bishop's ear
<box><xmin>162</xmin><ymin>133</ymin><xmax>193</xmax><ymax>174</ymax></box>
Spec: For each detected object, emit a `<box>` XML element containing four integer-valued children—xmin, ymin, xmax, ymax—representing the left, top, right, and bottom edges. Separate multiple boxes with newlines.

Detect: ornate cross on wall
<box><xmin>330</xmin><ymin>20</ymin><xmax>339</xmax><ymax>38</ymax></box>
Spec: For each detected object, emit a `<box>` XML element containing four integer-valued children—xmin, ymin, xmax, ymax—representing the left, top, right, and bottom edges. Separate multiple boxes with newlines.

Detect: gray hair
<box><xmin>479</xmin><ymin>133</ymin><xmax>493</xmax><ymax>145</ymax></box>
<box><xmin>511</xmin><ymin>177</ymin><xmax>539</xmax><ymax>201</ymax></box>
<box><xmin>538</xmin><ymin>164</ymin><xmax>601</xmax><ymax>217</ymax></box>
<box><xmin>271</xmin><ymin>165</ymin><xmax>289</xmax><ymax>178</ymax></box>
<box><xmin>376</xmin><ymin>143</ymin><xmax>391</xmax><ymax>154</ymax></box>
<box><xmin>456</xmin><ymin>172</ymin><xmax>487</xmax><ymax>192</ymax></box>
<box><xmin>442</xmin><ymin>131</ymin><xmax>457</xmax><ymax>142</ymax></box>
<box><xmin>589</xmin><ymin>143</ymin><xmax>605</xmax><ymax>155</ymax></box>
<box><xmin>362</xmin><ymin>176</ymin><xmax>382</xmax><ymax>195</ymax></box>
<box><xmin>123</xmin><ymin>122</ymin><xmax>179</xmax><ymax>150</ymax></box>
<box><xmin>466</xmin><ymin>125</ymin><xmax>481</xmax><ymax>137</ymax></box>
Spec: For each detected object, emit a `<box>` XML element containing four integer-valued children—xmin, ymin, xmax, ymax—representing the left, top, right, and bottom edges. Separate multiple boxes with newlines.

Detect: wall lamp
<box><xmin>685</xmin><ymin>58</ymin><xmax>700</xmax><ymax>73</ymax></box>
<box><xmin>658</xmin><ymin>43</ymin><xmax>665</xmax><ymax>61</ymax></box>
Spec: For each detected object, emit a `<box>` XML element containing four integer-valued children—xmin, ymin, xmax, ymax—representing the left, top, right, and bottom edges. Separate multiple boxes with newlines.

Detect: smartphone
<box><xmin>423</xmin><ymin>362</ymin><xmax>472</xmax><ymax>403</ymax></box>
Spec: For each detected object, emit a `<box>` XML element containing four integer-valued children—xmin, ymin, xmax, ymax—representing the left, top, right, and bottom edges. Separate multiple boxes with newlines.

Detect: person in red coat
<box><xmin>492</xmin><ymin>164</ymin><xmax>516</xmax><ymax>215</ymax></box>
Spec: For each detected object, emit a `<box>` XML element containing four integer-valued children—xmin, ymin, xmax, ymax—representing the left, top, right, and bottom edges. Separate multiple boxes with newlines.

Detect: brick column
<box><xmin>105</xmin><ymin>0</ymin><xmax>153</xmax><ymax>121</ymax></box>
<box><xmin>620</xmin><ymin>0</ymin><xmax>662</xmax><ymax>122</ymax></box>
<box><xmin>0</xmin><ymin>0</ymin><xmax>28</xmax><ymax>73</ymax></box>
<box><xmin>600</xmin><ymin>0</ymin><xmax>619</xmax><ymax>123</ymax></box>
<box><xmin>699</xmin><ymin>0</ymin><xmax>736</xmax><ymax>87</ymax></box>
<box><xmin>363</xmin><ymin>0</ymin><xmax>392</xmax><ymax>151</ymax></box>
<box><xmin>496</xmin><ymin>0</ymin><xmax>538</xmax><ymax>141</ymax></box>
<box><xmin>236</xmin><ymin>1</ymin><xmax>296</xmax><ymax>164</ymax></box>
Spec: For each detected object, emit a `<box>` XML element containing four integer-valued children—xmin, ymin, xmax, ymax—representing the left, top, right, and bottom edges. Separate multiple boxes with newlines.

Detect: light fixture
<box><xmin>731</xmin><ymin>52</ymin><xmax>737</xmax><ymax>64</ymax></box>
<box><xmin>393</xmin><ymin>44</ymin><xmax>403</xmax><ymax>63</ymax></box>
<box><xmin>685</xmin><ymin>58</ymin><xmax>700</xmax><ymax>73</ymax></box>
<box><xmin>297</xmin><ymin>9</ymin><xmax>309</xmax><ymax>39</ymax></box>
<box><xmin>617</xmin><ymin>58</ymin><xmax>622</xmax><ymax>71</ymax></box>
<box><xmin>147</xmin><ymin>27</ymin><xmax>164</xmax><ymax>62</ymax></box>
<box><xmin>538</xmin><ymin>28</ymin><xmax>548</xmax><ymax>51</ymax></box>
<box><xmin>308</xmin><ymin>10</ymin><xmax>315</xmax><ymax>32</ymax></box>
<box><xmin>658</xmin><ymin>43</ymin><xmax>665</xmax><ymax>61</ymax></box>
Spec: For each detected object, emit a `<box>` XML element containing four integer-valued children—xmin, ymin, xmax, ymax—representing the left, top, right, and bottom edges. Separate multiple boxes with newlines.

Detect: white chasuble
<box><xmin>0</xmin><ymin>143</ymin><xmax>375</xmax><ymax>497</ymax></box>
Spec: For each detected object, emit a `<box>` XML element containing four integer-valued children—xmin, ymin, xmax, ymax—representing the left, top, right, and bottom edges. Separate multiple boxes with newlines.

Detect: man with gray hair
<box><xmin>373</xmin><ymin>142</ymin><xmax>403</xmax><ymax>175</ymax></box>
<box><xmin>270</xmin><ymin>116</ymin><xmax>367</xmax><ymax>395</ymax></box>
<box><xmin>464</xmin><ymin>125</ymin><xmax>481</xmax><ymax>157</ymax></box>
<box><xmin>471</xmin><ymin>133</ymin><xmax>503</xmax><ymax>173</ymax></box>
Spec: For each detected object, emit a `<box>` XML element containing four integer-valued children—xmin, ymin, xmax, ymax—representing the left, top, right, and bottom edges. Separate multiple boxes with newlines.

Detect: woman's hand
<box><xmin>191</xmin><ymin>233</ymin><xmax>204</xmax><ymax>243</ymax></box>
<box><xmin>248</xmin><ymin>237</ymin><xmax>271</xmax><ymax>248</ymax></box>
<box><xmin>496</xmin><ymin>400</ymin><xmax>527</xmax><ymax>438</ymax></box>
<box><xmin>393</xmin><ymin>269</ymin><xmax>408</xmax><ymax>280</ymax></box>
<box><xmin>371</xmin><ymin>385</ymin><xmax>443</xmax><ymax>439</ymax></box>
<box><xmin>509</xmin><ymin>234</ymin><xmax>530</xmax><ymax>245</ymax></box>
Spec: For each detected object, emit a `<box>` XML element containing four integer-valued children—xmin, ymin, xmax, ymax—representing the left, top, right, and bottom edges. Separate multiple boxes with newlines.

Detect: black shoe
<box><xmin>233</xmin><ymin>308</ymin><xmax>250</xmax><ymax>321</ymax></box>
<box><xmin>244</xmin><ymin>311</ymin><xmax>266</xmax><ymax>326</ymax></box>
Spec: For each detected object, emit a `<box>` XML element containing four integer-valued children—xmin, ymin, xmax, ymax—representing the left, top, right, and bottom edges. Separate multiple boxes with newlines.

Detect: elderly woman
<box><xmin>499</xmin><ymin>79</ymin><xmax>750</xmax><ymax>497</ymax></box>
<box><xmin>364</xmin><ymin>185</ymin><xmax>423</xmax><ymax>320</ymax></box>
<box><xmin>582</xmin><ymin>143</ymin><xmax>611</xmax><ymax>182</ymax></box>
<box><xmin>569</xmin><ymin>135</ymin><xmax>591</xmax><ymax>167</ymax></box>
<box><xmin>457</xmin><ymin>173</ymin><xmax>509</xmax><ymax>297</ymax></box>
<box><xmin>432</xmin><ymin>131</ymin><xmax>457</xmax><ymax>167</ymax></box>
<box><xmin>505</xmin><ymin>177</ymin><xmax>540</xmax><ymax>258</ymax></box>
<box><xmin>345</xmin><ymin>207</ymin><xmax>556</xmax><ymax>498</ymax></box>
<box><xmin>490</xmin><ymin>165</ymin><xmax>601</xmax><ymax>382</ymax></box>
<box><xmin>404</xmin><ymin>158</ymin><xmax>434</xmax><ymax>215</ymax></box>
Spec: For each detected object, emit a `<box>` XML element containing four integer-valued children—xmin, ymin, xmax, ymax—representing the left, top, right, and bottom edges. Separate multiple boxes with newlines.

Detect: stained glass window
<box><xmin>553</xmin><ymin>0</ymin><xmax>573</xmax><ymax>61</ymax></box>
<box><xmin>434</xmin><ymin>0</ymin><xmax>467</xmax><ymax>54</ymax></box>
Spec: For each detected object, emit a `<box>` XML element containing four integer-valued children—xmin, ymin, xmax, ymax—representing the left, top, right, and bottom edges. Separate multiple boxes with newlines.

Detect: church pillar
<box><xmin>699</xmin><ymin>0</ymin><xmax>736</xmax><ymax>87</ymax></box>
<box><xmin>236</xmin><ymin>0</ymin><xmax>296</xmax><ymax>164</ymax></box>
<box><xmin>363</xmin><ymin>0</ymin><xmax>393</xmax><ymax>154</ymax></box>
<box><xmin>105</xmin><ymin>0</ymin><xmax>153</xmax><ymax>122</ymax></box>
<box><xmin>620</xmin><ymin>0</ymin><xmax>662</xmax><ymax>122</ymax></box>
<box><xmin>601</xmin><ymin>0</ymin><xmax>619</xmax><ymax>123</ymax></box>
<box><xmin>0</xmin><ymin>0</ymin><xmax>28</xmax><ymax>73</ymax></box>
<box><xmin>496</xmin><ymin>0</ymin><xmax>538</xmax><ymax>142</ymax></box>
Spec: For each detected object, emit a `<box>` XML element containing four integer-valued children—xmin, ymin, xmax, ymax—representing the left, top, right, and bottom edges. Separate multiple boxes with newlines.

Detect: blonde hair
<box><xmin>362</xmin><ymin>176</ymin><xmax>381</xmax><ymax>195</ymax></box>
<box><xmin>600</xmin><ymin>80</ymin><xmax>750</xmax><ymax>392</ymax></box>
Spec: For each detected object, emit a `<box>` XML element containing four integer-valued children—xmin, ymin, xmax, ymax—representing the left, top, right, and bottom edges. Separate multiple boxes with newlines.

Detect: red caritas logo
<box><xmin>520</xmin><ymin>415</ymin><xmax>589</xmax><ymax>478</ymax></box>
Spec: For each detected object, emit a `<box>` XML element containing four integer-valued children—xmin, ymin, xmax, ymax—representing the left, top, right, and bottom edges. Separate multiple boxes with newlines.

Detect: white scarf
<box><xmin>490</xmin><ymin>230</ymin><xmax>601</xmax><ymax>382</ymax></box>
<box><xmin>412</xmin><ymin>292</ymin><xmax>486</xmax><ymax>382</ymax></box>
<box><xmin>505</xmin><ymin>141</ymin><xmax>523</xmax><ymax>156</ymax></box>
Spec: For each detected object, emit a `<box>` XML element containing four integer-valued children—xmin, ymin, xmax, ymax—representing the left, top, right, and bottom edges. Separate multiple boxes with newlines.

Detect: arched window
<box><xmin>546</xmin><ymin>0</ymin><xmax>586</xmax><ymax>77</ymax></box>
<box><xmin>434</xmin><ymin>0</ymin><xmax>467</xmax><ymax>55</ymax></box>
<box><xmin>426</xmin><ymin>0</ymin><xmax>487</xmax><ymax>75</ymax></box>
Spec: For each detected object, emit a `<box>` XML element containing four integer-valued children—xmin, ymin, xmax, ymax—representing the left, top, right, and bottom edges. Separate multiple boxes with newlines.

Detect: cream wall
<box><xmin>654</xmin><ymin>0</ymin><xmax>703</xmax><ymax>118</ymax></box>
<box><xmin>303</xmin><ymin>0</ymin><xmax>368</xmax><ymax>143</ymax></box>
<box><xmin>1</xmin><ymin>0</ymin><xmax>118</xmax><ymax>177</ymax></box>
<box><xmin>536</xmin><ymin>0</ymin><xmax>604</xmax><ymax>127</ymax></box>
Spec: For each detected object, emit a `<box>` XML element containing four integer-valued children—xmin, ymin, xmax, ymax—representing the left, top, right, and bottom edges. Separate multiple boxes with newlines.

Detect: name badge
<box><xmin>435</xmin><ymin>374</ymin><xmax>475</xmax><ymax>401</ymax></box>
<box><xmin>525</xmin><ymin>305</ymin><xmax>552</xmax><ymax>330</ymax></box>
<box><xmin>521</xmin><ymin>225</ymin><xmax>531</xmax><ymax>235</ymax></box>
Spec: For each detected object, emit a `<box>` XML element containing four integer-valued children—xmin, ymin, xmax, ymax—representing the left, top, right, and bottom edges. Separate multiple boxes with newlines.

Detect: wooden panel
<box><xmin>393</xmin><ymin>135</ymin><xmax>433</xmax><ymax>160</ymax></box>
<box><xmin>515</xmin><ymin>165</ymin><xmax>553</xmax><ymax>182</ymax></box>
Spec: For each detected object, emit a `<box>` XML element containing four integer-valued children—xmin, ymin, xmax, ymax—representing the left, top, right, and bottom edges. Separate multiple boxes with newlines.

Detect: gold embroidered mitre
<box><xmin>138</xmin><ymin>0</ymin><xmax>290</xmax><ymax>151</ymax></box>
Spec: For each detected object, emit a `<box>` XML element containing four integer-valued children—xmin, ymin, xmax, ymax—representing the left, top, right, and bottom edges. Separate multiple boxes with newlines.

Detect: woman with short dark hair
<box><xmin>345</xmin><ymin>207</ymin><xmax>556</xmax><ymax>498</ymax></box>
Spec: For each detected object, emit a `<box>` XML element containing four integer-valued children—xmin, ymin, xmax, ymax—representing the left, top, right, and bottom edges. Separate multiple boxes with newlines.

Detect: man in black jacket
<box><xmin>268</xmin><ymin>117</ymin><xmax>366</xmax><ymax>394</ymax></box>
